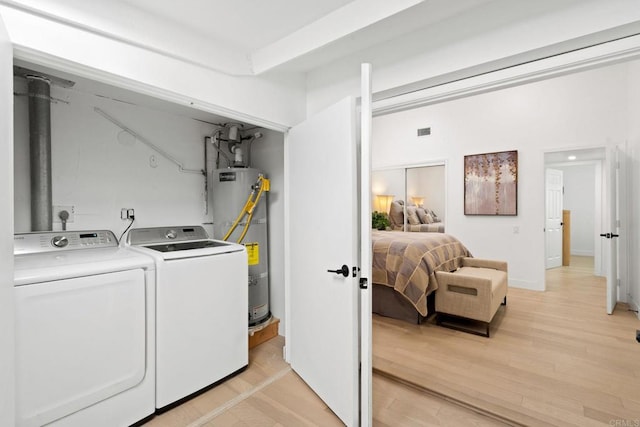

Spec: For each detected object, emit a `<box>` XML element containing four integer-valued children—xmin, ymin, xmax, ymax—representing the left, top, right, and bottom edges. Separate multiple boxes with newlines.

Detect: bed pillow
<box><xmin>406</xmin><ymin>206</ymin><xmax>420</xmax><ymax>225</ymax></box>
<box><xmin>388</xmin><ymin>201</ymin><xmax>404</xmax><ymax>227</ymax></box>
<box><xmin>429</xmin><ymin>209</ymin><xmax>441</xmax><ymax>222</ymax></box>
<box><xmin>416</xmin><ymin>207</ymin><xmax>432</xmax><ymax>224</ymax></box>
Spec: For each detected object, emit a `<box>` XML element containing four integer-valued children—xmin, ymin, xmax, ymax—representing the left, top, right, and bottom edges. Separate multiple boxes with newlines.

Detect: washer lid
<box><xmin>145</xmin><ymin>240</ymin><xmax>232</xmax><ymax>253</ymax></box>
<box><xmin>14</xmin><ymin>247</ymin><xmax>155</xmax><ymax>286</ymax></box>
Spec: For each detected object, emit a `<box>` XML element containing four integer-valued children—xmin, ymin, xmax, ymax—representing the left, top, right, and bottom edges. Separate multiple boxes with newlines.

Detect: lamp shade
<box><xmin>376</xmin><ymin>195</ymin><xmax>394</xmax><ymax>214</ymax></box>
<box><xmin>411</xmin><ymin>196</ymin><xmax>425</xmax><ymax>207</ymax></box>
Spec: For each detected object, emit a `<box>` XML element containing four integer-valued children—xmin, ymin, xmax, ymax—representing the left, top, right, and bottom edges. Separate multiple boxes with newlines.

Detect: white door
<box><xmin>603</xmin><ymin>147</ymin><xmax>620</xmax><ymax>314</ymax></box>
<box><xmin>545</xmin><ymin>168</ymin><xmax>563</xmax><ymax>269</ymax></box>
<box><xmin>15</xmin><ymin>270</ymin><xmax>146</xmax><ymax>426</ymax></box>
<box><xmin>0</xmin><ymin>13</ymin><xmax>15</xmax><ymax>427</ymax></box>
<box><xmin>287</xmin><ymin>91</ymin><xmax>369</xmax><ymax>425</ymax></box>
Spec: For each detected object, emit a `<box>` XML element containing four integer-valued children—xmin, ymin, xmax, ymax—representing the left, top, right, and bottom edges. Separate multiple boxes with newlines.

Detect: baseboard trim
<box><xmin>571</xmin><ymin>250</ymin><xmax>595</xmax><ymax>256</ymax></box>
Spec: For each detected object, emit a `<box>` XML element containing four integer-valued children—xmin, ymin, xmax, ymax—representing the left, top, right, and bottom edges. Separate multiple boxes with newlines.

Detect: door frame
<box><xmin>0</xmin><ymin>13</ymin><xmax>15</xmax><ymax>427</ymax></box>
<box><xmin>542</xmin><ymin>146</ymin><xmax>627</xmax><ymax>304</ymax></box>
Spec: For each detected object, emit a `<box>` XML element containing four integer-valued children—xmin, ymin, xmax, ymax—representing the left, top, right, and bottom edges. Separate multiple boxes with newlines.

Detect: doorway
<box><xmin>544</xmin><ymin>148</ymin><xmax>605</xmax><ymax>277</ymax></box>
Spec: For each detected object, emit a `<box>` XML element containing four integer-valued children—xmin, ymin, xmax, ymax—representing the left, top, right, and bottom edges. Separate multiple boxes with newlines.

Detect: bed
<box><xmin>371</xmin><ymin>230</ymin><xmax>472</xmax><ymax>323</ymax></box>
<box><xmin>388</xmin><ymin>200</ymin><xmax>445</xmax><ymax>233</ymax></box>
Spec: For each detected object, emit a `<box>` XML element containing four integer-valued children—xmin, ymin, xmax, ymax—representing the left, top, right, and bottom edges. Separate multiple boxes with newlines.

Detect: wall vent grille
<box><xmin>417</xmin><ymin>127</ymin><xmax>431</xmax><ymax>137</ymax></box>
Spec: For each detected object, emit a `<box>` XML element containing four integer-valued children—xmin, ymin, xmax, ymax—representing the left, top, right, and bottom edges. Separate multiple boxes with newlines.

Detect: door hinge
<box><xmin>359</xmin><ymin>278</ymin><xmax>368</xmax><ymax>289</ymax></box>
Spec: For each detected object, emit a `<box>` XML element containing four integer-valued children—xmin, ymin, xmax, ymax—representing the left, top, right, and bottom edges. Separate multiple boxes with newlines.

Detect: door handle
<box><xmin>327</xmin><ymin>265</ymin><xmax>349</xmax><ymax>277</ymax></box>
<box><xmin>600</xmin><ymin>233</ymin><xmax>620</xmax><ymax>239</ymax></box>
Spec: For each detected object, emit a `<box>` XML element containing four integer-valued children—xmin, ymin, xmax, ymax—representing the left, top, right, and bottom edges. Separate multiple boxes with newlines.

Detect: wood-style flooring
<box><xmin>373</xmin><ymin>256</ymin><xmax>640</xmax><ymax>426</ymax></box>
<box><xmin>144</xmin><ymin>335</ymin><xmax>503</xmax><ymax>426</ymax></box>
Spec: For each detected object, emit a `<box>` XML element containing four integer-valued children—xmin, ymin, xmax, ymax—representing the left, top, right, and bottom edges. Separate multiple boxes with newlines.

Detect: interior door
<box><xmin>545</xmin><ymin>168</ymin><xmax>563</xmax><ymax>269</ymax></box>
<box><xmin>0</xmin><ymin>13</ymin><xmax>15</xmax><ymax>427</ymax></box>
<box><xmin>604</xmin><ymin>147</ymin><xmax>619</xmax><ymax>314</ymax></box>
<box><xmin>287</xmin><ymin>96</ymin><xmax>362</xmax><ymax>426</ymax></box>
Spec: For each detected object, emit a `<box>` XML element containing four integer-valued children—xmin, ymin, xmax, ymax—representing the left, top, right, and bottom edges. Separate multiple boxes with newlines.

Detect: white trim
<box><xmin>373</xmin><ymin>33</ymin><xmax>640</xmax><ymax>116</ymax></box>
<box><xmin>0</xmin><ymin>0</ymin><xmax>251</xmax><ymax>76</ymax></box>
<box><xmin>359</xmin><ymin>62</ymin><xmax>372</xmax><ymax>427</ymax></box>
<box><xmin>571</xmin><ymin>250</ymin><xmax>596</xmax><ymax>257</ymax></box>
<box><xmin>372</xmin><ymin>158</ymin><xmax>447</xmax><ymax>171</ymax></box>
<box><xmin>283</xmin><ymin>131</ymin><xmax>291</xmax><ymax>362</ymax></box>
<box><xmin>12</xmin><ymin>46</ymin><xmax>291</xmax><ymax>134</ymax></box>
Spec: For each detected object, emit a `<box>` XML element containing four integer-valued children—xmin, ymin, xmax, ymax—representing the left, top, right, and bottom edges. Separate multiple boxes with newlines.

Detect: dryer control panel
<box><xmin>127</xmin><ymin>225</ymin><xmax>209</xmax><ymax>245</ymax></box>
<box><xmin>14</xmin><ymin>230</ymin><xmax>118</xmax><ymax>254</ymax></box>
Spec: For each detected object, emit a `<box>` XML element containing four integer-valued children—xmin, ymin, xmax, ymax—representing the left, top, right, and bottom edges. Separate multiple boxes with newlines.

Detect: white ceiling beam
<box><xmin>249</xmin><ymin>0</ymin><xmax>424</xmax><ymax>74</ymax></box>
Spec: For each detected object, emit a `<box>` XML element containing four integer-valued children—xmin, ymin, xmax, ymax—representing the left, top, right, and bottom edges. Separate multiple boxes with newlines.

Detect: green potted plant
<box><xmin>372</xmin><ymin>211</ymin><xmax>390</xmax><ymax>230</ymax></box>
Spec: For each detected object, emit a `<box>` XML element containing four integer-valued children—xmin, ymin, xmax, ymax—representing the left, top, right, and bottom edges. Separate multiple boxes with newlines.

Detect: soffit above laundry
<box><xmin>1</xmin><ymin>0</ymin><xmax>603</xmax><ymax>77</ymax></box>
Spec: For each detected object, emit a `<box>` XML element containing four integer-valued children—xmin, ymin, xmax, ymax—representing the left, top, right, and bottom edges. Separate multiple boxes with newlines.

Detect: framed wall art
<box><xmin>464</xmin><ymin>150</ymin><xmax>518</xmax><ymax>215</ymax></box>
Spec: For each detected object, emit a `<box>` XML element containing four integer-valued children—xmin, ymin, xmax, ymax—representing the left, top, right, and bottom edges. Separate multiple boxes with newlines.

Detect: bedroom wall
<box><xmin>372</xmin><ymin>61</ymin><xmax>631</xmax><ymax>291</ymax></box>
<box><xmin>556</xmin><ymin>164</ymin><xmax>596</xmax><ymax>257</ymax></box>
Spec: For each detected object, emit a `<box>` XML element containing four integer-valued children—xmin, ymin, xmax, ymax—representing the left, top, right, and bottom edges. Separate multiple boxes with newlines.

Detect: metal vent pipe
<box><xmin>27</xmin><ymin>75</ymin><xmax>53</xmax><ymax>231</ymax></box>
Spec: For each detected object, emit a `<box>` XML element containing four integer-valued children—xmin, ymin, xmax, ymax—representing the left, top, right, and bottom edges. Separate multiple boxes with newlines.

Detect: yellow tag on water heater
<box><xmin>245</xmin><ymin>242</ymin><xmax>259</xmax><ymax>266</ymax></box>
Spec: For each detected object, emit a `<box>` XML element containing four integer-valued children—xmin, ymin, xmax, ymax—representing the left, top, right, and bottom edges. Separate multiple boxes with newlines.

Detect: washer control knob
<box><xmin>165</xmin><ymin>229</ymin><xmax>177</xmax><ymax>239</ymax></box>
<box><xmin>51</xmin><ymin>235</ymin><xmax>69</xmax><ymax>248</ymax></box>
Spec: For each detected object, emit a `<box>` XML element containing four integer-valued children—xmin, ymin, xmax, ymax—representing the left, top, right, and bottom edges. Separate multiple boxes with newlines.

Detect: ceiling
<box><xmin>4</xmin><ymin>0</ymin><xmax>590</xmax><ymax>76</ymax></box>
<box><xmin>545</xmin><ymin>147</ymin><xmax>606</xmax><ymax>165</ymax></box>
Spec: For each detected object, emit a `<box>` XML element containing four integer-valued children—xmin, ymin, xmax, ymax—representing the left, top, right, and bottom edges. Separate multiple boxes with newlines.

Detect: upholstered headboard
<box><xmin>388</xmin><ymin>200</ymin><xmax>444</xmax><ymax>232</ymax></box>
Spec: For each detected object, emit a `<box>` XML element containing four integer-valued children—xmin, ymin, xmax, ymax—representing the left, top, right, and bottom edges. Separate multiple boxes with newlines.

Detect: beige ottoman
<box><xmin>435</xmin><ymin>257</ymin><xmax>508</xmax><ymax>337</ymax></box>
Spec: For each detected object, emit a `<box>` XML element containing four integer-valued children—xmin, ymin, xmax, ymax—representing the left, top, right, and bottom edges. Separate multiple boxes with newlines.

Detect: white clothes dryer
<box><xmin>125</xmin><ymin>225</ymin><xmax>248</xmax><ymax>410</ymax></box>
<box><xmin>13</xmin><ymin>230</ymin><xmax>156</xmax><ymax>427</ymax></box>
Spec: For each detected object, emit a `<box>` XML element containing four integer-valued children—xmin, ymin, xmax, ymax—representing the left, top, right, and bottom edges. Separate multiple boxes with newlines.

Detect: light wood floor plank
<box><xmin>147</xmin><ymin>334</ymin><xmax>510</xmax><ymax>426</ymax></box>
<box><xmin>373</xmin><ymin>256</ymin><xmax>640</xmax><ymax>426</ymax></box>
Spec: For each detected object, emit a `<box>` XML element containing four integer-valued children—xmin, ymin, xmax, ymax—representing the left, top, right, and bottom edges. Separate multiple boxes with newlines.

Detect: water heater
<box><xmin>212</xmin><ymin>168</ymin><xmax>270</xmax><ymax>326</ymax></box>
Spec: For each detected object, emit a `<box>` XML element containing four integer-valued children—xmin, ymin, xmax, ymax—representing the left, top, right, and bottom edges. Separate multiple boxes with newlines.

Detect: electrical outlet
<box><xmin>53</xmin><ymin>205</ymin><xmax>75</xmax><ymax>223</ymax></box>
<box><xmin>121</xmin><ymin>208</ymin><xmax>135</xmax><ymax>220</ymax></box>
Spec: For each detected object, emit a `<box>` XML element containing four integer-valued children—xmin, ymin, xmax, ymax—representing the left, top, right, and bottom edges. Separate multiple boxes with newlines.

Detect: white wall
<box><xmin>627</xmin><ymin>61</ymin><xmax>640</xmax><ymax>315</ymax></box>
<box><xmin>556</xmin><ymin>164</ymin><xmax>596</xmax><ymax>256</ymax></box>
<box><xmin>0</xmin><ymin>15</ymin><xmax>14</xmax><ymax>427</ymax></box>
<box><xmin>372</xmin><ymin>62</ymin><xmax>631</xmax><ymax>291</ymax></box>
<box><xmin>13</xmin><ymin>76</ymin><xmax>288</xmax><ymax>330</ymax></box>
<box><xmin>14</xmin><ymin>78</ymin><xmax>213</xmax><ymax>234</ymax></box>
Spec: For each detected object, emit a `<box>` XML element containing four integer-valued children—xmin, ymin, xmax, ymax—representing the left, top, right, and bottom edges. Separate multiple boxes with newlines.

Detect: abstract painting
<box><xmin>464</xmin><ymin>150</ymin><xmax>518</xmax><ymax>215</ymax></box>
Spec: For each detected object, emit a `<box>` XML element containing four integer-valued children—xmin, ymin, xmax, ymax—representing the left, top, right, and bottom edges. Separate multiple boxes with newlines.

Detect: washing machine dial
<box><xmin>165</xmin><ymin>229</ymin><xmax>177</xmax><ymax>239</ymax></box>
<box><xmin>51</xmin><ymin>235</ymin><xmax>68</xmax><ymax>248</ymax></box>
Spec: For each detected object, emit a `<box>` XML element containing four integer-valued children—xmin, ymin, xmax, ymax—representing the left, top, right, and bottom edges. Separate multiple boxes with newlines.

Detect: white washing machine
<box><xmin>13</xmin><ymin>230</ymin><xmax>155</xmax><ymax>427</ymax></box>
<box><xmin>125</xmin><ymin>225</ymin><xmax>248</xmax><ymax>410</ymax></box>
